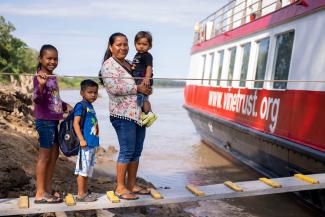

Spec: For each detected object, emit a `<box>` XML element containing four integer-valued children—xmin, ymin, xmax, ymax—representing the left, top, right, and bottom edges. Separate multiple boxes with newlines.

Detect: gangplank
<box><xmin>1</xmin><ymin>173</ymin><xmax>325</xmax><ymax>216</ymax></box>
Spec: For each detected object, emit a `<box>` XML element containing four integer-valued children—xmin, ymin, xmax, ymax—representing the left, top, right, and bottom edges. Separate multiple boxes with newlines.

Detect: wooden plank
<box><xmin>259</xmin><ymin>178</ymin><xmax>282</xmax><ymax>188</ymax></box>
<box><xmin>224</xmin><ymin>181</ymin><xmax>243</xmax><ymax>192</ymax></box>
<box><xmin>64</xmin><ymin>193</ymin><xmax>76</xmax><ymax>206</ymax></box>
<box><xmin>18</xmin><ymin>196</ymin><xmax>29</xmax><ymax>208</ymax></box>
<box><xmin>55</xmin><ymin>212</ymin><xmax>68</xmax><ymax>217</ymax></box>
<box><xmin>149</xmin><ymin>188</ymin><xmax>163</xmax><ymax>199</ymax></box>
<box><xmin>106</xmin><ymin>191</ymin><xmax>120</xmax><ymax>203</ymax></box>
<box><xmin>186</xmin><ymin>184</ymin><xmax>205</xmax><ymax>196</ymax></box>
<box><xmin>294</xmin><ymin>174</ymin><xmax>320</xmax><ymax>184</ymax></box>
<box><xmin>1</xmin><ymin>173</ymin><xmax>325</xmax><ymax>216</ymax></box>
<box><xmin>96</xmin><ymin>209</ymin><xmax>115</xmax><ymax>217</ymax></box>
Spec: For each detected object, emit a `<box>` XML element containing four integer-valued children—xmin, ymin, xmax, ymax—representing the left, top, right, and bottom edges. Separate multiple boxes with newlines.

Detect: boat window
<box><xmin>227</xmin><ymin>47</ymin><xmax>237</xmax><ymax>86</ymax></box>
<box><xmin>208</xmin><ymin>52</ymin><xmax>215</xmax><ymax>85</ymax></box>
<box><xmin>216</xmin><ymin>50</ymin><xmax>224</xmax><ymax>86</ymax></box>
<box><xmin>254</xmin><ymin>38</ymin><xmax>270</xmax><ymax>88</ymax></box>
<box><xmin>273</xmin><ymin>31</ymin><xmax>295</xmax><ymax>89</ymax></box>
<box><xmin>239</xmin><ymin>43</ymin><xmax>251</xmax><ymax>87</ymax></box>
<box><xmin>201</xmin><ymin>54</ymin><xmax>207</xmax><ymax>85</ymax></box>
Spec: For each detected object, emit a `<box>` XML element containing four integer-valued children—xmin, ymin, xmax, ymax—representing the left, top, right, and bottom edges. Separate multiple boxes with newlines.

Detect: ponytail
<box><xmin>98</xmin><ymin>49</ymin><xmax>112</xmax><ymax>85</ymax></box>
<box><xmin>99</xmin><ymin>32</ymin><xmax>127</xmax><ymax>86</ymax></box>
<box><xmin>37</xmin><ymin>63</ymin><xmax>42</xmax><ymax>72</ymax></box>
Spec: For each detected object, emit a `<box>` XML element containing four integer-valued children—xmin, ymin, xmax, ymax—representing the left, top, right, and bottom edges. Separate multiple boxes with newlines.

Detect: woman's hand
<box><xmin>137</xmin><ymin>83</ymin><xmax>152</xmax><ymax>95</ymax></box>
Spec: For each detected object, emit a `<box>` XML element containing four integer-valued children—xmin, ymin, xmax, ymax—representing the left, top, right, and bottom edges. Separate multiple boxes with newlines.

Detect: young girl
<box><xmin>33</xmin><ymin>44</ymin><xmax>71</xmax><ymax>203</ymax></box>
<box><xmin>132</xmin><ymin>31</ymin><xmax>157</xmax><ymax>127</ymax></box>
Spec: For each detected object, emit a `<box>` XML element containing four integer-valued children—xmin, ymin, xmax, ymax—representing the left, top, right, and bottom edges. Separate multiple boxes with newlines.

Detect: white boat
<box><xmin>184</xmin><ymin>0</ymin><xmax>325</xmax><ymax>210</ymax></box>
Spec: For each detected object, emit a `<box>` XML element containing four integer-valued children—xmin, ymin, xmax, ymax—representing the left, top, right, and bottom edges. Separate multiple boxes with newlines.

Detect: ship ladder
<box><xmin>1</xmin><ymin>173</ymin><xmax>325</xmax><ymax>216</ymax></box>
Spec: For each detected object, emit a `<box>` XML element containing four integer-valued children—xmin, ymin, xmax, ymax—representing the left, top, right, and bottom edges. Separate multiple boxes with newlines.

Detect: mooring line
<box><xmin>0</xmin><ymin>72</ymin><xmax>325</xmax><ymax>83</ymax></box>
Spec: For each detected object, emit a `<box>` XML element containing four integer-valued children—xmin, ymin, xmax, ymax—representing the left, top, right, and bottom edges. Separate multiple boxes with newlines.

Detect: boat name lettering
<box><xmin>208</xmin><ymin>90</ymin><xmax>280</xmax><ymax>133</ymax></box>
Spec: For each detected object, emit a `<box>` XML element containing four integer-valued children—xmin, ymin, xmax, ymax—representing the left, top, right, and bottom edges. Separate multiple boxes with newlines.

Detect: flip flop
<box><xmin>34</xmin><ymin>195</ymin><xmax>62</xmax><ymax>204</ymax></box>
<box><xmin>132</xmin><ymin>186</ymin><xmax>151</xmax><ymax>195</ymax></box>
<box><xmin>114</xmin><ymin>191</ymin><xmax>139</xmax><ymax>200</ymax></box>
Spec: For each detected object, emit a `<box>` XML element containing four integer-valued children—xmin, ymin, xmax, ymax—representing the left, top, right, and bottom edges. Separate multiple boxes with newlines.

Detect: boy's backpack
<box><xmin>58</xmin><ymin>101</ymin><xmax>87</xmax><ymax>157</ymax></box>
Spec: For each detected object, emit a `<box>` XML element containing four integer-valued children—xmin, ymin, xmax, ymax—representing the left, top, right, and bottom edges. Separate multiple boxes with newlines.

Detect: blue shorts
<box><xmin>133</xmin><ymin>71</ymin><xmax>153</xmax><ymax>86</ymax></box>
<box><xmin>110</xmin><ymin>116</ymin><xmax>146</xmax><ymax>164</ymax></box>
<box><xmin>35</xmin><ymin>119</ymin><xmax>59</xmax><ymax>149</ymax></box>
<box><xmin>133</xmin><ymin>71</ymin><xmax>152</xmax><ymax>107</ymax></box>
<box><xmin>137</xmin><ymin>93</ymin><xmax>149</xmax><ymax>107</ymax></box>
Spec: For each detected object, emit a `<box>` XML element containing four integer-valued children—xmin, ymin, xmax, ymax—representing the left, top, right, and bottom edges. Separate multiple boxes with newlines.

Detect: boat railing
<box><xmin>193</xmin><ymin>0</ymin><xmax>298</xmax><ymax>44</ymax></box>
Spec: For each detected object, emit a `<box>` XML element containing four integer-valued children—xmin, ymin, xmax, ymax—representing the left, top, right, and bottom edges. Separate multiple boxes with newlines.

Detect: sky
<box><xmin>0</xmin><ymin>0</ymin><xmax>228</xmax><ymax>78</ymax></box>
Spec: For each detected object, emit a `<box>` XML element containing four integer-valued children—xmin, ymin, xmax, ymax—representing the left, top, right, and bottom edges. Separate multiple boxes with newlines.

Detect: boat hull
<box><xmin>184</xmin><ymin>105</ymin><xmax>325</xmax><ymax>210</ymax></box>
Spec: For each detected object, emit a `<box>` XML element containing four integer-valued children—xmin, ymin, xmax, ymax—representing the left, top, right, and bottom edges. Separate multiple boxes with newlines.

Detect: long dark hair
<box><xmin>37</xmin><ymin>44</ymin><xmax>58</xmax><ymax>72</ymax></box>
<box><xmin>99</xmin><ymin>32</ymin><xmax>127</xmax><ymax>85</ymax></box>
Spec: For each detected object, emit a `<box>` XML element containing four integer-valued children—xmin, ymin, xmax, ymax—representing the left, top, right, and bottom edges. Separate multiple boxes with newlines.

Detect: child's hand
<box><xmin>37</xmin><ymin>71</ymin><xmax>48</xmax><ymax>87</ymax></box>
<box><xmin>143</xmin><ymin>78</ymin><xmax>150</xmax><ymax>87</ymax></box>
<box><xmin>66</xmin><ymin>104</ymin><xmax>73</xmax><ymax>113</ymax></box>
<box><xmin>80</xmin><ymin>139</ymin><xmax>87</xmax><ymax>148</ymax></box>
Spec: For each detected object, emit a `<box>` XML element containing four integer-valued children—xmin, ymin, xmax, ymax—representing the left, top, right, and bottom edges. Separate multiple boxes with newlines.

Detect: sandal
<box><xmin>76</xmin><ymin>192</ymin><xmax>98</xmax><ymax>202</ymax></box>
<box><xmin>51</xmin><ymin>190</ymin><xmax>64</xmax><ymax>201</ymax></box>
<box><xmin>114</xmin><ymin>190</ymin><xmax>139</xmax><ymax>200</ymax></box>
<box><xmin>34</xmin><ymin>194</ymin><xmax>62</xmax><ymax>204</ymax></box>
<box><xmin>131</xmin><ymin>186</ymin><xmax>151</xmax><ymax>195</ymax></box>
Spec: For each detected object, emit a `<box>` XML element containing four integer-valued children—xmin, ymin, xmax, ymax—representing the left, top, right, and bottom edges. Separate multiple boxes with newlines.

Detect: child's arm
<box><xmin>73</xmin><ymin>116</ymin><xmax>87</xmax><ymax>148</ymax></box>
<box><xmin>143</xmin><ymin>65</ymin><xmax>153</xmax><ymax>87</ymax></box>
<box><xmin>143</xmin><ymin>53</ymin><xmax>153</xmax><ymax>87</ymax></box>
<box><xmin>33</xmin><ymin>72</ymin><xmax>48</xmax><ymax>103</ymax></box>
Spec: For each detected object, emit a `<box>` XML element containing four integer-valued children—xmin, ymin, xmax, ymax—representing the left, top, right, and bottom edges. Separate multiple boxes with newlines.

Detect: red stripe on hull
<box><xmin>191</xmin><ymin>0</ymin><xmax>325</xmax><ymax>54</ymax></box>
<box><xmin>184</xmin><ymin>85</ymin><xmax>325</xmax><ymax>152</ymax></box>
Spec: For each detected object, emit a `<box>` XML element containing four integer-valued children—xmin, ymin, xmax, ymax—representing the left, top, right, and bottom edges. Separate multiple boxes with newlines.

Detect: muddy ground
<box><xmin>0</xmin><ymin>85</ymin><xmax>197</xmax><ymax>217</ymax></box>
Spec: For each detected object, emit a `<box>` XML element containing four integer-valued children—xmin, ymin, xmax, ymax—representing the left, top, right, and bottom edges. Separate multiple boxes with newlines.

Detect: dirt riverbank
<box><xmin>0</xmin><ymin>85</ymin><xmax>196</xmax><ymax>217</ymax></box>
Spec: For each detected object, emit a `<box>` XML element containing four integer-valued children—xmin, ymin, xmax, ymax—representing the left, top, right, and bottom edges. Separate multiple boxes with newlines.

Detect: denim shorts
<box><xmin>110</xmin><ymin>116</ymin><xmax>146</xmax><ymax>164</ymax></box>
<box><xmin>75</xmin><ymin>146</ymin><xmax>97</xmax><ymax>177</ymax></box>
<box><xmin>133</xmin><ymin>71</ymin><xmax>153</xmax><ymax>86</ymax></box>
<box><xmin>35</xmin><ymin>119</ymin><xmax>59</xmax><ymax>149</ymax></box>
<box><xmin>133</xmin><ymin>71</ymin><xmax>152</xmax><ymax>107</ymax></box>
<box><xmin>137</xmin><ymin>93</ymin><xmax>149</xmax><ymax>107</ymax></box>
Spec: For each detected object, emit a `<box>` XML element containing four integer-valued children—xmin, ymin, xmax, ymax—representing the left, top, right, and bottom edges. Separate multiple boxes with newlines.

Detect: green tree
<box><xmin>0</xmin><ymin>16</ymin><xmax>38</xmax><ymax>82</ymax></box>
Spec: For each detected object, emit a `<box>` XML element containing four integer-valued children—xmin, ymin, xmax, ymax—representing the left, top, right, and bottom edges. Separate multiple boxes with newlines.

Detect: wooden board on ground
<box><xmin>1</xmin><ymin>173</ymin><xmax>325</xmax><ymax>216</ymax></box>
<box><xmin>18</xmin><ymin>196</ymin><xmax>29</xmax><ymax>209</ymax></box>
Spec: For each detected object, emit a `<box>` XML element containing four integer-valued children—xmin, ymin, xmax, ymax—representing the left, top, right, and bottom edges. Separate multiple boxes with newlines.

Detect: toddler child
<box><xmin>132</xmin><ymin>31</ymin><xmax>157</xmax><ymax>127</ymax></box>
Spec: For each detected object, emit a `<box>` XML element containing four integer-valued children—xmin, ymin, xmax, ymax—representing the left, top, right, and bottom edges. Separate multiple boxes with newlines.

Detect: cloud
<box><xmin>0</xmin><ymin>0</ymin><xmax>227</xmax><ymax>27</ymax></box>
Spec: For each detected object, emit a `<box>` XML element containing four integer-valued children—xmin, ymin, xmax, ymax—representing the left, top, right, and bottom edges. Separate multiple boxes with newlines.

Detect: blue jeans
<box><xmin>35</xmin><ymin>119</ymin><xmax>59</xmax><ymax>149</ymax></box>
<box><xmin>110</xmin><ymin>116</ymin><xmax>146</xmax><ymax>163</ymax></box>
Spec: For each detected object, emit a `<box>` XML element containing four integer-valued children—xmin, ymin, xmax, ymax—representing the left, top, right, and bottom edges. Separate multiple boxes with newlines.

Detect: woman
<box><xmin>100</xmin><ymin>32</ymin><xmax>152</xmax><ymax>200</ymax></box>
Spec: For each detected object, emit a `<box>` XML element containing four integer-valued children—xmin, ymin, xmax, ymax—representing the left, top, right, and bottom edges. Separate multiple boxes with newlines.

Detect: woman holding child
<box><xmin>100</xmin><ymin>32</ymin><xmax>152</xmax><ymax>200</ymax></box>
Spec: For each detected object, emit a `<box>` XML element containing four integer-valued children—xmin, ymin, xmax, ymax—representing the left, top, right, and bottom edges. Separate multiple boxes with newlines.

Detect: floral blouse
<box><xmin>101</xmin><ymin>57</ymin><xmax>141</xmax><ymax>125</ymax></box>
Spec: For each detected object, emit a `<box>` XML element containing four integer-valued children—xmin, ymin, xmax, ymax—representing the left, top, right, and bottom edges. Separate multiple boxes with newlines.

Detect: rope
<box><xmin>0</xmin><ymin>72</ymin><xmax>324</xmax><ymax>83</ymax></box>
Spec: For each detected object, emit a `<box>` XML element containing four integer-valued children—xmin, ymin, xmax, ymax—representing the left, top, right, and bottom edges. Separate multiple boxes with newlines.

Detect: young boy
<box><xmin>73</xmin><ymin>79</ymin><xmax>99</xmax><ymax>202</ymax></box>
<box><xmin>132</xmin><ymin>31</ymin><xmax>157</xmax><ymax>127</ymax></box>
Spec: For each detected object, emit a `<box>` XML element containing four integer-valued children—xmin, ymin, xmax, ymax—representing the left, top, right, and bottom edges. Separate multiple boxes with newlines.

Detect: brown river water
<box><xmin>61</xmin><ymin>88</ymin><xmax>322</xmax><ymax>217</ymax></box>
